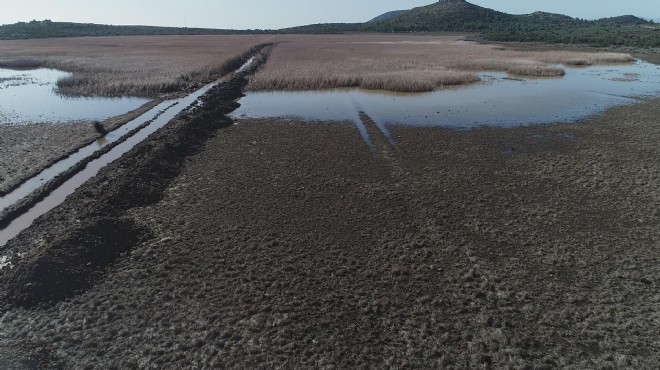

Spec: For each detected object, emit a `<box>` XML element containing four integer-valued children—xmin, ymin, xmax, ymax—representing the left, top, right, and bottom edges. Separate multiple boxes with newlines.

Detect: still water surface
<box><xmin>0</xmin><ymin>68</ymin><xmax>149</xmax><ymax>125</ymax></box>
<box><xmin>232</xmin><ymin>60</ymin><xmax>660</xmax><ymax>130</ymax></box>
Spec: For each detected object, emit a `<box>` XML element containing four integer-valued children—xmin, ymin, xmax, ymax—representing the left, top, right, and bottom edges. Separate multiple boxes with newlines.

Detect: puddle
<box><xmin>0</xmin><ymin>81</ymin><xmax>216</xmax><ymax>247</ymax></box>
<box><xmin>232</xmin><ymin>60</ymin><xmax>660</xmax><ymax>135</ymax></box>
<box><xmin>0</xmin><ymin>68</ymin><xmax>149</xmax><ymax>126</ymax></box>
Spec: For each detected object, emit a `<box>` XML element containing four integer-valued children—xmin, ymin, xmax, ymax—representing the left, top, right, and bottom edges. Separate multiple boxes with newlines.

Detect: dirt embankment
<box><xmin>0</xmin><ymin>52</ymin><xmax>659</xmax><ymax>367</ymax></box>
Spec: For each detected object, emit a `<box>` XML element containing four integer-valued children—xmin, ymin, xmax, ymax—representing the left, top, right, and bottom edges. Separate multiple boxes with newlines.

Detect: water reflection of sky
<box><xmin>232</xmin><ymin>60</ymin><xmax>660</xmax><ymax>129</ymax></box>
<box><xmin>0</xmin><ymin>68</ymin><xmax>150</xmax><ymax>126</ymax></box>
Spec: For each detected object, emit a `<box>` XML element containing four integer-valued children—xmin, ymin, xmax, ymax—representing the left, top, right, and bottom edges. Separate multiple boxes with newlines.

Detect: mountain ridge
<box><xmin>368</xmin><ymin>10</ymin><xmax>408</xmax><ymax>23</ymax></box>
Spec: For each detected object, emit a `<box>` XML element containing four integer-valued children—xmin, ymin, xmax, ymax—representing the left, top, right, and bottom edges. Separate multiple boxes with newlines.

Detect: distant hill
<box><xmin>1</xmin><ymin>2</ymin><xmax>658</xmax><ymax>48</ymax></box>
<box><xmin>368</xmin><ymin>10</ymin><xmax>408</xmax><ymax>23</ymax></box>
<box><xmin>285</xmin><ymin>0</ymin><xmax>660</xmax><ymax>47</ymax></box>
<box><xmin>522</xmin><ymin>11</ymin><xmax>575</xmax><ymax>26</ymax></box>
<box><xmin>376</xmin><ymin>0</ymin><xmax>512</xmax><ymax>31</ymax></box>
<box><xmin>595</xmin><ymin>15</ymin><xmax>652</xmax><ymax>26</ymax></box>
<box><xmin>0</xmin><ymin>19</ymin><xmax>268</xmax><ymax>40</ymax></box>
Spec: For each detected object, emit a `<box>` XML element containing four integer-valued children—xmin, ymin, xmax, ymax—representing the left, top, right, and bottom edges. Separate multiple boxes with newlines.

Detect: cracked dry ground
<box><xmin>1</xmin><ymin>98</ymin><xmax>660</xmax><ymax>368</ymax></box>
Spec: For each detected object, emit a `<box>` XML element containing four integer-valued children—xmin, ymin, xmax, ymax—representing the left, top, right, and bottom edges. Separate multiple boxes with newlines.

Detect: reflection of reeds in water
<box><xmin>248</xmin><ymin>67</ymin><xmax>480</xmax><ymax>92</ymax></box>
<box><xmin>247</xmin><ymin>35</ymin><xmax>635</xmax><ymax>93</ymax></box>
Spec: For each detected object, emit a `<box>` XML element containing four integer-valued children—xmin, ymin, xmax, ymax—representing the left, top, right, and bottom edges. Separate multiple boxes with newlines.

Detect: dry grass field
<box><xmin>0</xmin><ymin>35</ymin><xmax>274</xmax><ymax>97</ymax></box>
<box><xmin>247</xmin><ymin>35</ymin><xmax>634</xmax><ymax>92</ymax></box>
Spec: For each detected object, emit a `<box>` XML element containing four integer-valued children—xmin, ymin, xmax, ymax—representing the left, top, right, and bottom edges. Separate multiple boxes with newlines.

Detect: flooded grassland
<box><xmin>0</xmin><ymin>36</ymin><xmax>272</xmax><ymax>195</ymax></box>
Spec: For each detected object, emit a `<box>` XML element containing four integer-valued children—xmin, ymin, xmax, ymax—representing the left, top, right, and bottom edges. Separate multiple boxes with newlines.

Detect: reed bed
<box><xmin>0</xmin><ymin>35</ymin><xmax>274</xmax><ymax>97</ymax></box>
<box><xmin>529</xmin><ymin>51</ymin><xmax>635</xmax><ymax>66</ymax></box>
<box><xmin>456</xmin><ymin>59</ymin><xmax>566</xmax><ymax>76</ymax></box>
<box><xmin>0</xmin><ymin>34</ymin><xmax>635</xmax><ymax>96</ymax></box>
<box><xmin>247</xmin><ymin>35</ymin><xmax>635</xmax><ymax>93</ymax></box>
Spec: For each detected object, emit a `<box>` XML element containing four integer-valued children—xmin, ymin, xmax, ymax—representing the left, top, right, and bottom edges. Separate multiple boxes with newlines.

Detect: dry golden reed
<box><xmin>0</xmin><ymin>34</ymin><xmax>635</xmax><ymax>96</ymax></box>
<box><xmin>0</xmin><ymin>35</ymin><xmax>275</xmax><ymax>97</ymax></box>
<box><xmin>247</xmin><ymin>35</ymin><xmax>634</xmax><ymax>93</ymax></box>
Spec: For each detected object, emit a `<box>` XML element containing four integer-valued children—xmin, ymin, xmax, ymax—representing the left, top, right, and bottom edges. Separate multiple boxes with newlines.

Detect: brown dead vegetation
<box><xmin>0</xmin><ymin>35</ymin><xmax>274</xmax><ymax>97</ymax></box>
<box><xmin>0</xmin><ymin>35</ymin><xmax>635</xmax><ymax>96</ymax></box>
<box><xmin>247</xmin><ymin>35</ymin><xmax>634</xmax><ymax>92</ymax></box>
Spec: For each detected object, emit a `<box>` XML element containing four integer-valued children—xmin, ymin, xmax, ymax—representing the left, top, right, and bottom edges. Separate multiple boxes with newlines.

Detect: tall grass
<box><xmin>455</xmin><ymin>59</ymin><xmax>566</xmax><ymax>76</ymax></box>
<box><xmin>0</xmin><ymin>34</ymin><xmax>635</xmax><ymax>96</ymax></box>
<box><xmin>530</xmin><ymin>51</ymin><xmax>635</xmax><ymax>66</ymax></box>
<box><xmin>249</xmin><ymin>66</ymin><xmax>479</xmax><ymax>92</ymax></box>
<box><xmin>0</xmin><ymin>35</ymin><xmax>275</xmax><ymax>97</ymax></box>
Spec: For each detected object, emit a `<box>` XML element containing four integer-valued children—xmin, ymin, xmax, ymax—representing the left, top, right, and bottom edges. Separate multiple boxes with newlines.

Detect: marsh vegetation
<box><xmin>247</xmin><ymin>35</ymin><xmax>634</xmax><ymax>93</ymax></box>
<box><xmin>0</xmin><ymin>35</ymin><xmax>273</xmax><ymax>97</ymax></box>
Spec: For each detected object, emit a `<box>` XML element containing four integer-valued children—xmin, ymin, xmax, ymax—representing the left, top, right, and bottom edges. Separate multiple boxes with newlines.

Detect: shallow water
<box><xmin>0</xmin><ymin>100</ymin><xmax>172</xmax><ymax>215</ymax></box>
<box><xmin>0</xmin><ymin>56</ymin><xmax>256</xmax><ymax>247</ymax></box>
<box><xmin>0</xmin><ymin>83</ymin><xmax>215</xmax><ymax>246</ymax></box>
<box><xmin>232</xmin><ymin>60</ymin><xmax>660</xmax><ymax>132</ymax></box>
<box><xmin>0</xmin><ymin>68</ymin><xmax>149</xmax><ymax>125</ymax></box>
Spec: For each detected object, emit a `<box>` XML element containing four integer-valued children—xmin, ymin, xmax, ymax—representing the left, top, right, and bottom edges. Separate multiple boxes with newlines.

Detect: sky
<box><xmin>0</xmin><ymin>0</ymin><xmax>657</xmax><ymax>29</ymax></box>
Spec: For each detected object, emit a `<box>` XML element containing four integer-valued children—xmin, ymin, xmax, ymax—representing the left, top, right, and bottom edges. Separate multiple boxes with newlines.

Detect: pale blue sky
<box><xmin>0</xmin><ymin>0</ymin><xmax>657</xmax><ymax>29</ymax></box>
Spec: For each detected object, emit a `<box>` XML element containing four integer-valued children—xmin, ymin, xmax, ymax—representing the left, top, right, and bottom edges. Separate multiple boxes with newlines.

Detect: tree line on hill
<box><xmin>0</xmin><ymin>16</ymin><xmax>658</xmax><ymax>48</ymax></box>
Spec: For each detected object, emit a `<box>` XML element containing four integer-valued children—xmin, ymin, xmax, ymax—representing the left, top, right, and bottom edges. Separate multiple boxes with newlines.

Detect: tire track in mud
<box><xmin>361</xmin><ymin>111</ymin><xmax>524</xmax><ymax>358</ymax></box>
<box><xmin>359</xmin><ymin>112</ymin><xmax>398</xmax><ymax>164</ymax></box>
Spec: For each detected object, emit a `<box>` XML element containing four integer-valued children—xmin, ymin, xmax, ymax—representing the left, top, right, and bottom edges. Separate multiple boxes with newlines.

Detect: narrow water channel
<box><xmin>0</xmin><ymin>100</ymin><xmax>174</xmax><ymax>215</ymax></box>
<box><xmin>0</xmin><ymin>57</ymin><xmax>255</xmax><ymax>247</ymax></box>
<box><xmin>0</xmin><ymin>84</ymin><xmax>210</xmax><ymax>246</ymax></box>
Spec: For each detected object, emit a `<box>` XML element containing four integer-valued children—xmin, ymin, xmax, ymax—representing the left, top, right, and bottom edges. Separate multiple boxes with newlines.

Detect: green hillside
<box><xmin>291</xmin><ymin>0</ymin><xmax>660</xmax><ymax>47</ymax></box>
<box><xmin>1</xmin><ymin>1</ymin><xmax>658</xmax><ymax>48</ymax></box>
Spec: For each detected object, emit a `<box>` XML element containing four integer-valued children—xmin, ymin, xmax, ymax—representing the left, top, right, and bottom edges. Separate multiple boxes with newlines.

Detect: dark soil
<box><xmin>0</xmin><ymin>76</ymin><xmax>659</xmax><ymax>367</ymax></box>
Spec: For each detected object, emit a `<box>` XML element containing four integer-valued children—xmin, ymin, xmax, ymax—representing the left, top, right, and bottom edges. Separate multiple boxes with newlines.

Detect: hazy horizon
<box><xmin>0</xmin><ymin>0</ymin><xmax>657</xmax><ymax>29</ymax></box>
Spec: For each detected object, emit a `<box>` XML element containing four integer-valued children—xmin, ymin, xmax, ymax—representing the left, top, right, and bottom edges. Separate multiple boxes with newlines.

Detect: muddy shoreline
<box><xmin>1</xmin><ymin>52</ymin><xmax>659</xmax><ymax>367</ymax></box>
